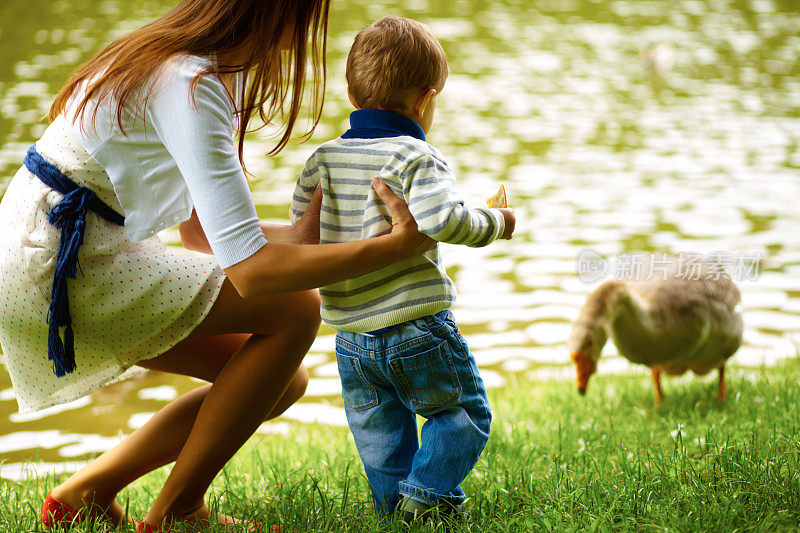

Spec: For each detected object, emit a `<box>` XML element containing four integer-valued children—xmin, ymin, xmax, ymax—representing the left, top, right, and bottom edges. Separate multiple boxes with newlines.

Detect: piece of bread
<box><xmin>486</xmin><ymin>184</ymin><xmax>508</xmax><ymax>208</ymax></box>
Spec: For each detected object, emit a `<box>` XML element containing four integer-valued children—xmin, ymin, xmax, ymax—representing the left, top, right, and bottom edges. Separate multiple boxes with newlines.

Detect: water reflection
<box><xmin>0</xmin><ymin>0</ymin><xmax>798</xmax><ymax>473</ymax></box>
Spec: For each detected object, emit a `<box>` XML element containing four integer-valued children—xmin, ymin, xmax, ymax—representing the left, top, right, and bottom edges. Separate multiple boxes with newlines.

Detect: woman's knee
<box><xmin>288</xmin><ymin>365</ymin><xmax>309</xmax><ymax>402</ymax></box>
<box><xmin>299</xmin><ymin>289</ymin><xmax>322</xmax><ymax>327</ymax></box>
<box><xmin>268</xmin><ymin>365</ymin><xmax>309</xmax><ymax>418</ymax></box>
<box><xmin>281</xmin><ymin>290</ymin><xmax>321</xmax><ymax>343</ymax></box>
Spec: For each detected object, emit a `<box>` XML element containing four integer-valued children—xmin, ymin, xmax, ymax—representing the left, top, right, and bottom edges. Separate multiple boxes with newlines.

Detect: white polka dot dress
<box><xmin>0</xmin><ymin>119</ymin><xmax>225</xmax><ymax>413</ymax></box>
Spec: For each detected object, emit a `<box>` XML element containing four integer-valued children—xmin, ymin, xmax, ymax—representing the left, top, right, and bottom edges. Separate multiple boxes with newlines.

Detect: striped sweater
<box><xmin>290</xmin><ymin>109</ymin><xmax>505</xmax><ymax>332</ymax></box>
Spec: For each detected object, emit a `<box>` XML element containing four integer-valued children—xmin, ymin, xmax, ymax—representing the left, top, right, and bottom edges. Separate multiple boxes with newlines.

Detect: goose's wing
<box><xmin>695</xmin><ymin>275</ymin><xmax>741</xmax><ymax>311</ymax></box>
<box><xmin>609</xmin><ymin>281</ymin><xmax>709</xmax><ymax>365</ymax></box>
<box><xmin>622</xmin><ymin>261</ymin><xmax>743</xmax><ymax>365</ymax></box>
<box><xmin>627</xmin><ymin>254</ymin><xmax>741</xmax><ymax>315</ymax></box>
<box><xmin>674</xmin><ymin>262</ymin><xmax>743</xmax><ymax>359</ymax></box>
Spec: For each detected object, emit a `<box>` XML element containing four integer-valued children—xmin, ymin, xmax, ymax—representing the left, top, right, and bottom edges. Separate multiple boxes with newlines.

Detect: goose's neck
<box><xmin>573</xmin><ymin>281</ymin><xmax>626</xmax><ymax>357</ymax></box>
<box><xmin>606</xmin><ymin>285</ymin><xmax>660</xmax><ymax>359</ymax></box>
<box><xmin>584</xmin><ymin>280</ymin><xmax>628</xmax><ymax>329</ymax></box>
<box><xmin>588</xmin><ymin>281</ymin><xmax>652</xmax><ymax>338</ymax></box>
<box><xmin>607</xmin><ymin>286</ymin><xmax>645</xmax><ymax>324</ymax></box>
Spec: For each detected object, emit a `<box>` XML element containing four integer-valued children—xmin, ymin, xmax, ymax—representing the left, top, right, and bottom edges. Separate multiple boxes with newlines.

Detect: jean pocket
<box><xmin>389</xmin><ymin>341</ymin><xmax>462</xmax><ymax>409</ymax></box>
<box><xmin>335</xmin><ymin>350</ymin><xmax>379</xmax><ymax>411</ymax></box>
<box><xmin>430</xmin><ymin>320</ymin><xmax>470</xmax><ymax>362</ymax></box>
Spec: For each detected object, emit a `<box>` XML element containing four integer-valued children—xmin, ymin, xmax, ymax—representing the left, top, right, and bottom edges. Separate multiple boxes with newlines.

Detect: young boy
<box><xmin>290</xmin><ymin>16</ymin><xmax>515</xmax><ymax>520</ymax></box>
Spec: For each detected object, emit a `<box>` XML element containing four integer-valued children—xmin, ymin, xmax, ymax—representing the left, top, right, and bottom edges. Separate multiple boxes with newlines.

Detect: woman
<box><xmin>0</xmin><ymin>0</ymin><xmax>433</xmax><ymax>530</ymax></box>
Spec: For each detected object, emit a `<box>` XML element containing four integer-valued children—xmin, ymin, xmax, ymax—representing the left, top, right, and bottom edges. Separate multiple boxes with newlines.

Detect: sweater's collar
<box><xmin>341</xmin><ymin>109</ymin><xmax>426</xmax><ymax>141</ymax></box>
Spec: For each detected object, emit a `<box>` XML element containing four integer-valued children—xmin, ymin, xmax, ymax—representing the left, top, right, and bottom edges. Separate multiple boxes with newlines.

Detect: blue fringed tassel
<box><xmin>47</xmin><ymin>318</ymin><xmax>68</xmax><ymax>378</ymax></box>
<box><xmin>47</xmin><ymin>273</ymin><xmax>76</xmax><ymax>377</ymax></box>
<box><xmin>40</xmin><ymin>177</ymin><xmax>94</xmax><ymax>377</ymax></box>
<box><xmin>23</xmin><ymin>144</ymin><xmax>125</xmax><ymax>377</ymax></box>
<box><xmin>63</xmin><ymin>324</ymin><xmax>76</xmax><ymax>374</ymax></box>
<box><xmin>45</xmin><ymin>195</ymin><xmax>91</xmax><ymax>378</ymax></box>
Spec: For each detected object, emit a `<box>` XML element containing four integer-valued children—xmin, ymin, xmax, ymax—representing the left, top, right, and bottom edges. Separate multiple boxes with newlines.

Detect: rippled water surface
<box><xmin>1</xmin><ymin>0</ymin><xmax>799</xmax><ymax>475</ymax></box>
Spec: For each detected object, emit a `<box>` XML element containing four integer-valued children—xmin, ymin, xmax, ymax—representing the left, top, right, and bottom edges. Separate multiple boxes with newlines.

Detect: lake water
<box><xmin>0</xmin><ymin>0</ymin><xmax>799</xmax><ymax>478</ymax></box>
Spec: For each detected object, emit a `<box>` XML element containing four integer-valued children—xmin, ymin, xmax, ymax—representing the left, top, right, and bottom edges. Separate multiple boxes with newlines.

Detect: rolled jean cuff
<box><xmin>398</xmin><ymin>481</ymin><xmax>465</xmax><ymax>506</ymax></box>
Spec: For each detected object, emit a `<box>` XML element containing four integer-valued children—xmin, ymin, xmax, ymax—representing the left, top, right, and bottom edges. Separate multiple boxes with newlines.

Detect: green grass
<box><xmin>4</xmin><ymin>361</ymin><xmax>800</xmax><ymax>532</ymax></box>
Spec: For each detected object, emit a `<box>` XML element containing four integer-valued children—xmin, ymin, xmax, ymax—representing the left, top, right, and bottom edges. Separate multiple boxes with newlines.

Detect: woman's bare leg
<box><xmin>49</xmin><ymin>369</ymin><xmax>307</xmax><ymax>524</ymax></box>
<box><xmin>48</xmin><ymin>281</ymin><xmax>320</xmax><ymax>526</ymax></box>
<box><xmin>141</xmin><ymin>282</ymin><xmax>320</xmax><ymax>525</ymax></box>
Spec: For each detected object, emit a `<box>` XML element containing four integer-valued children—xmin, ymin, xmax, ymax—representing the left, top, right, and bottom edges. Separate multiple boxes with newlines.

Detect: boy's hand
<box><xmin>499</xmin><ymin>208</ymin><xmax>515</xmax><ymax>240</ymax></box>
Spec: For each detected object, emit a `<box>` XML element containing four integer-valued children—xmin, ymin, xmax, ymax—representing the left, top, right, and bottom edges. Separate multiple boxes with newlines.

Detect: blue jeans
<box><xmin>335</xmin><ymin>310</ymin><xmax>492</xmax><ymax>514</ymax></box>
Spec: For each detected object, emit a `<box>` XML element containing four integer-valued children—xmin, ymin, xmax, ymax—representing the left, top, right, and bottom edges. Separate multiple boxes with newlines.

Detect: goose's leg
<box><xmin>651</xmin><ymin>367</ymin><xmax>664</xmax><ymax>405</ymax></box>
<box><xmin>717</xmin><ymin>365</ymin><xmax>727</xmax><ymax>401</ymax></box>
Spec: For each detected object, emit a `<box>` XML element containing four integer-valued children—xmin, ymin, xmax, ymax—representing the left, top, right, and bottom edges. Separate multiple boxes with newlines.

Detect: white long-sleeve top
<box><xmin>291</xmin><ymin>109</ymin><xmax>505</xmax><ymax>332</ymax></box>
<box><xmin>64</xmin><ymin>55</ymin><xmax>266</xmax><ymax>268</ymax></box>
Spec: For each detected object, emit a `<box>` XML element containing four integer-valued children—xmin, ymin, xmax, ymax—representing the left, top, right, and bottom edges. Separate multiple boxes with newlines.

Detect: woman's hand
<box><xmin>286</xmin><ymin>179</ymin><xmax>431</xmax><ymax>254</ymax></box>
<box><xmin>371</xmin><ymin>177</ymin><xmax>436</xmax><ymax>259</ymax></box>
<box><xmin>290</xmin><ymin>186</ymin><xmax>322</xmax><ymax>245</ymax></box>
<box><xmin>259</xmin><ymin>188</ymin><xmax>321</xmax><ymax>245</ymax></box>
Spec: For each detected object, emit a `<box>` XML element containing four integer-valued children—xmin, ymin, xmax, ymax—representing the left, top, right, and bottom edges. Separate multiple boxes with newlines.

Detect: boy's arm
<box><xmin>290</xmin><ymin>155</ymin><xmax>322</xmax><ymax>224</ymax></box>
<box><xmin>403</xmin><ymin>154</ymin><xmax>507</xmax><ymax>247</ymax></box>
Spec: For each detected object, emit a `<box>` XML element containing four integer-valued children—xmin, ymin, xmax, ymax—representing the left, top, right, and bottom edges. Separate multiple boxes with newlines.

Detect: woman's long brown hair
<box><xmin>49</xmin><ymin>0</ymin><xmax>329</xmax><ymax>161</ymax></box>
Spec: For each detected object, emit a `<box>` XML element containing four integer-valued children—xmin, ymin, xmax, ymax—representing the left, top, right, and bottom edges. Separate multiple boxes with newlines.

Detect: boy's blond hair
<box><xmin>346</xmin><ymin>16</ymin><xmax>449</xmax><ymax>112</ymax></box>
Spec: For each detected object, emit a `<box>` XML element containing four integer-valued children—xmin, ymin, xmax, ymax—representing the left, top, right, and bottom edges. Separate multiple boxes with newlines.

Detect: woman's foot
<box><xmin>143</xmin><ymin>502</ymin><xmax>266</xmax><ymax>532</ymax></box>
<box><xmin>192</xmin><ymin>507</ymin><xmax>261</xmax><ymax>531</ymax></box>
<box><xmin>47</xmin><ymin>482</ymin><xmax>132</xmax><ymax>526</ymax></box>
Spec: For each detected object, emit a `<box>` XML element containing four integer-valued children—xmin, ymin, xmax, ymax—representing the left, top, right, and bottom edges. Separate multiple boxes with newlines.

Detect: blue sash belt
<box><xmin>23</xmin><ymin>144</ymin><xmax>125</xmax><ymax>377</ymax></box>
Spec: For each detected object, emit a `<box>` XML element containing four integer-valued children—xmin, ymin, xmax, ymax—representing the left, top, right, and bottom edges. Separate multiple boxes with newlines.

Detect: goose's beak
<box><xmin>570</xmin><ymin>351</ymin><xmax>595</xmax><ymax>395</ymax></box>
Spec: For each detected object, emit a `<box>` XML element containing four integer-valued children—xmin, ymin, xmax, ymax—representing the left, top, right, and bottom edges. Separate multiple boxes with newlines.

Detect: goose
<box><xmin>568</xmin><ymin>254</ymin><xmax>743</xmax><ymax>404</ymax></box>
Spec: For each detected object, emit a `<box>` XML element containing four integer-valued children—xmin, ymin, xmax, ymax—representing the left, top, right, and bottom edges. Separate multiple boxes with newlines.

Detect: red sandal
<box><xmin>41</xmin><ymin>492</ymin><xmax>84</xmax><ymax>529</ymax></box>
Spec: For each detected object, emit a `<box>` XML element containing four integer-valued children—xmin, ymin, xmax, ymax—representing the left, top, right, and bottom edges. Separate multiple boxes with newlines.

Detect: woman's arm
<box><xmin>225</xmin><ymin>178</ymin><xmax>434</xmax><ymax>298</ymax></box>
<box><xmin>182</xmin><ymin>180</ymin><xmax>431</xmax><ymax>297</ymax></box>
<box><xmin>179</xmin><ymin>210</ymin><xmax>213</xmax><ymax>253</ymax></box>
<box><xmin>180</xmin><ymin>187</ymin><xmax>323</xmax><ymax>251</ymax></box>
<box><xmin>180</xmin><ymin>213</ymin><xmax>310</xmax><ymax>249</ymax></box>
